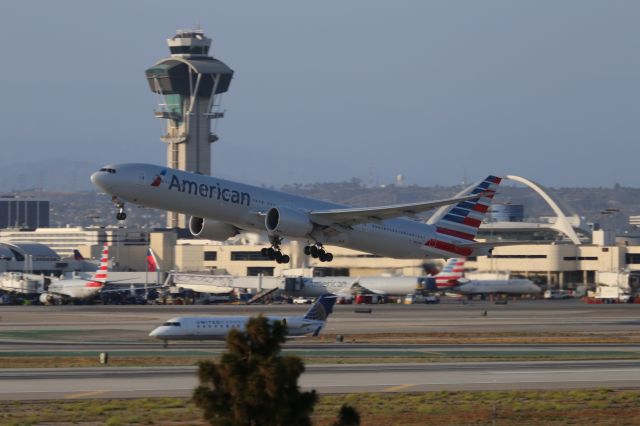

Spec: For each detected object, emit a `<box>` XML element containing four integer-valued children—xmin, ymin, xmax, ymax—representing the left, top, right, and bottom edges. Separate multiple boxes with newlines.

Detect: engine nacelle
<box><xmin>265</xmin><ymin>207</ymin><xmax>313</xmax><ymax>238</ymax></box>
<box><xmin>39</xmin><ymin>293</ymin><xmax>56</xmax><ymax>305</ymax></box>
<box><xmin>281</xmin><ymin>318</ymin><xmax>304</xmax><ymax>330</ymax></box>
<box><xmin>189</xmin><ymin>217</ymin><xmax>239</xmax><ymax>241</ymax></box>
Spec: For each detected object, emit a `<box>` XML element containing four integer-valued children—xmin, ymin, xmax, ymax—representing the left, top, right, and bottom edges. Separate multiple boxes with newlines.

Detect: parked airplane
<box><xmin>39</xmin><ymin>244</ymin><xmax>111</xmax><ymax>304</ymax></box>
<box><xmin>431</xmin><ymin>258</ymin><xmax>541</xmax><ymax>297</ymax></box>
<box><xmin>165</xmin><ymin>258</ymin><xmax>462</xmax><ymax>300</ymax></box>
<box><xmin>91</xmin><ymin>164</ymin><xmax>504</xmax><ymax>263</ymax></box>
<box><xmin>149</xmin><ymin>294</ymin><xmax>337</xmax><ymax>345</ymax></box>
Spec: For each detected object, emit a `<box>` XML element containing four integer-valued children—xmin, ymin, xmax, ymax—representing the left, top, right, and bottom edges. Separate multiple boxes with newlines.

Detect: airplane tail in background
<box><xmin>90</xmin><ymin>243</ymin><xmax>110</xmax><ymax>284</ymax></box>
<box><xmin>426</xmin><ymin>175</ymin><xmax>502</xmax><ymax>256</ymax></box>
<box><xmin>435</xmin><ymin>258</ymin><xmax>466</xmax><ymax>289</ymax></box>
<box><xmin>303</xmin><ymin>294</ymin><xmax>337</xmax><ymax>322</ymax></box>
<box><xmin>147</xmin><ymin>248</ymin><xmax>159</xmax><ymax>272</ymax></box>
<box><xmin>73</xmin><ymin>249</ymin><xmax>84</xmax><ymax>261</ymax></box>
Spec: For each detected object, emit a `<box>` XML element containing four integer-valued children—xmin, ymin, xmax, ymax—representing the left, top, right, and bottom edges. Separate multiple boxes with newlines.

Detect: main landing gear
<box><xmin>112</xmin><ymin>196</ymin><xmax>127</xmax><ymax>221</ymax></box>
<box><xmin>261</xmin><ymin>237</ymin><xmax>290</xmax><ymax>264</ymax></box>
<box><xmin>304</xmin><ymin>243</ymin><xmax>333</xmax><ymax>262</ymax></box>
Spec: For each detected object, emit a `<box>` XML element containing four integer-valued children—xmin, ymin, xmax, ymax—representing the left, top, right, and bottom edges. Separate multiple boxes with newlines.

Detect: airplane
<box><xmin>164</xmin><ymin>258</ymin><xmax>462</xmax><ymax>301</ymax></box>
<box><xmin>39</xmin><ymin>244</ymin><xmax>111</xmax><ymax>304</ymax></box>
<box><xmin>149</xmin><ymin>293</ymin><xmax>337</xmax><ymax>345</ymax></box>
<box><xmin>430</xmin><ymin>258</ymin><xmax>542</xmax><ymax>298</ymax></box>
<box><xmin>91</xmin><ymin>164</ymin><xmax>504</xmax><ymax>263</ymax></box>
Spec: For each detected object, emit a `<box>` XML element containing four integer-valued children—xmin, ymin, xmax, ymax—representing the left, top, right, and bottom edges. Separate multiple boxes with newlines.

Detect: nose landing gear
<box><xmin>304</xmin><ymin>243</ymin><xmax>333</xmax><ymax>262</ymax></box>
<box><xmin>112</xmin><ymin>196</ymin><xmax>127</xmax><ymax>221</ymax></box>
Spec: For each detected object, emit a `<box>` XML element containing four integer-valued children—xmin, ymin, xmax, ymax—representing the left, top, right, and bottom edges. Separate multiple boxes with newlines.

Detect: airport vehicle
<box><xmin>91</xmin><ymin>164</ymin><xmax>504</xmax><ymax>263</ymax></box>
<box><xmin>39</xmin><ymin>244</ymin><xmax>111</xmax><ymax>304</ymax></box>
<box><xmin>149</xmin><ymin>294</ymin><xmax>337</xmax><ymax>344</ymax></box>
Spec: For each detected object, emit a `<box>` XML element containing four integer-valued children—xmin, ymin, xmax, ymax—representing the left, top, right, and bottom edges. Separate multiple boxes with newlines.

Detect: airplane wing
<box><xmin>458</xmin><ymin>241</ymin><xmax>545</xmax><ymax>248</ymax></box>
<box><xmin>308</xmin><ymin>193</ymin><xmax>486</xmax><ymax>228</ymax></box>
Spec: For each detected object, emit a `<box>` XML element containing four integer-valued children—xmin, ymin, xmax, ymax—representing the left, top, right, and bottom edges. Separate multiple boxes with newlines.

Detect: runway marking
<box><xmin>64</xmin><ymin>390</ymin><xmax>108</xmax><ymax>399</ymax></box>
<box><xmin>384</xmin><ymin>384</ymin><xmax>415</xmax><ymax>392</ymax></box>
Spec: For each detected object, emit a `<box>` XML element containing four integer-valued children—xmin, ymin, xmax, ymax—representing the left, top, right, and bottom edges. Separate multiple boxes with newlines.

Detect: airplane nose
<box><xmin>149</xmin><ymin>328</ymin><xmax>160</xmax><ymax>338</ymax></box>
<box><xmin>91</xmin><ymin>171</ymin><xmax>111</xmax><ymax>192</ymax></box>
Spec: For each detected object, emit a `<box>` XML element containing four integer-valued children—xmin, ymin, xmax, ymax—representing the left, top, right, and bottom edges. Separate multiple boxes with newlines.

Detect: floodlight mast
<box><xmin>145</xmin><ymin>29</ymin><xmax>234</xmax><ymax>228</ymax></box>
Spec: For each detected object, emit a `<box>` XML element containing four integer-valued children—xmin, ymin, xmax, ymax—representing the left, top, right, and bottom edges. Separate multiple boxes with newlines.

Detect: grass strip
<box><xmin>2</xmin><ymin>389</ymin><xmax>640</xmax><ymax>425</ymax></box>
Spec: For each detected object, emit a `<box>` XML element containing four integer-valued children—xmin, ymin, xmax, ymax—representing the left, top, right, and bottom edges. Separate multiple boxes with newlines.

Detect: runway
<box><xmin>1</xmin><ymin>300</ymin><xmax>639</xmax><ymax>400</ymax></box>
<box><xmin>2</xmin><ymin>360</ymin><xmax>640</xmax><ymax>400</ymax></box>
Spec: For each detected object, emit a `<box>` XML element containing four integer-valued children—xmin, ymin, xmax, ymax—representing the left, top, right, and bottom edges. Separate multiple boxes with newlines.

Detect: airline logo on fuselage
<box><xmin>167</xmin><ymin>174</ymin><xmax>251</xmax><ymax>206</ymax></box>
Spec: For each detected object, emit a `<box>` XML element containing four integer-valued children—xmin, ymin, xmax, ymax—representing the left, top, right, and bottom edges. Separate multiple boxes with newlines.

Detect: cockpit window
<box><xmin>162</xmin><ymin>321</ymin><xmax>181</xmax><ymax>326</ymax></box>
<box><xmin>99</xmin><ymin>168</ymin><xmax>117</xmax><ymax>174</ymax></box>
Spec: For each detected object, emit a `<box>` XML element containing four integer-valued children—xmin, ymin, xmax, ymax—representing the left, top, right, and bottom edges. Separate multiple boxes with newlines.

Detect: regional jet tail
<box><xmin>92</xmin><ymin>164</ymin><xmax>503</xmax><ymax>262</ymax></box>
<box><xmin>149</xmin><ymin>294</ymin><xmax>337</xmax><ymax>345</ymax></box>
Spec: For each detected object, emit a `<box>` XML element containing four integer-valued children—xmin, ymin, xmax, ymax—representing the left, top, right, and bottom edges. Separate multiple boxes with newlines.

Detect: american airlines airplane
<box><xmin>39</xmin><ymin>244</ymin><xmax>111</xmax><ymax>304</ymax></box>
<box><xmin>149</xmin><ymin>294</ymin><xmax>337</xmax><ymax>345</ymax></box>
<box><xmin>91</xmin><ymin>164</ymin><xmax>502</xmax><ymax>263</ymax></box>
<box><xmin>432</xmin><ymin>258</ymin><xmax>541</xmax><ymax>297</ymax></box>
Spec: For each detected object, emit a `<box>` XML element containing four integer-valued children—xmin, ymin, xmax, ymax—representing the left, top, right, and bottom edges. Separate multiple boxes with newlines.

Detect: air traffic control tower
<box><xmin>145</xmin><ymin>29</ymin><xmax>233</xmax><ymax>228</ymax></box>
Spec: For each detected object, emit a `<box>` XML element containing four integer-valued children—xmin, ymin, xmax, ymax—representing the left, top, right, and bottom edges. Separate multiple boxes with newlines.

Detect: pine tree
<box><xmin>193</xmin><ymin>316</ymin><xmax>318</xmax><ymax>426</ymax></box>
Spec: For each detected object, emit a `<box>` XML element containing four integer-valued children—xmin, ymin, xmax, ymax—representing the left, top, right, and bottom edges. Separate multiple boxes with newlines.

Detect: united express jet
<box><xmin>149</xmin><ymin>294</ymin><xmax>337</xmax><ymax>345</ymax></box>
<box><xmin>91</xmin><ymin>164</ymin><xmax>502</xmax><ymax>263</ymax></box>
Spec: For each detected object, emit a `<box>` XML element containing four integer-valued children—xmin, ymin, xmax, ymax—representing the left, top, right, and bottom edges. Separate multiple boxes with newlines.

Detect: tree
<box><xmin>332</xmin><ymin>404</ymin><xmax>361</xmax><ymax>426</ymax></box>
<box><xmin>193</xmin><ymin>316</ymin><xmax>318</xmax><ymax>426</ymax></box>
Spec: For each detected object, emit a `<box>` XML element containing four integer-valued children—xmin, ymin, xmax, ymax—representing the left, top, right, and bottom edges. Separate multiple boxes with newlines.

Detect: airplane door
<box><xmin>137</xmin><ymin>172</ymin><xmax>146</xmax><ymax>185</ymax></box>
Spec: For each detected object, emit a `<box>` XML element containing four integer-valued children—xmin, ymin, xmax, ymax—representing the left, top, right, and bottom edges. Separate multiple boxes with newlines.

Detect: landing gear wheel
<box><xmin>116</xmin><ymin>212</ymin><xmax>126</xmax><ymax>221</ymax></box>
<box><xmin>304</xmin><ymin>245</ymin><xmax>312</xmax><ymax>256</ymax></box>
<box><xmin>261</xmin><ymin>247</ymin><xmax>269</xmax><ymax>257</ymax></box>
<box><xmin>310</xmin><ymin>246</ymin><xmax>319</xmax><ymax>258</ymax></box>
<box><xmin>319</xmin><ymin>252</ymin><xmax>328</xmax><ymax>262</ymax></box>
<box><xmin>275</xmin><ymin>251</ymin><xmax>284</xmax><ymax>263</ymax></box>
<box><xmin>325</xmin><ymin>252</ymin><xmax>333</xmax><ymax>262</ymax></box>
<box><xmin>281</xmin><ymin>254</ymin><xmax>290</xmax><ymax>264</ymax></box>
<box><xmin>267</xmin><ymin>248</ymin><xmax>277</xmax><ymax>260</ymax></box>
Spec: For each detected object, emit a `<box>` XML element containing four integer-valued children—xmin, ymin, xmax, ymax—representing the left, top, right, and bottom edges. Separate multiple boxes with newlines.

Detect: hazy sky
<box><xmin>1</xmin><ymin>1</ymin><xmax>638</xmax><ymax>188</ymax></box>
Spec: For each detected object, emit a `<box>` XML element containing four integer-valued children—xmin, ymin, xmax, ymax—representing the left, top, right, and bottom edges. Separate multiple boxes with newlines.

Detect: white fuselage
<box><xmin>91</xmin><ymin>164</ymin><xmax>461</xmax><ymax>259</ymax></box>
<box><xmin>46</xmin><ymin>278</ymin><xmax>103</xmax><ymax>300</ymax></box>
<box><xmin>305</xmin><ymin>276</ymin><xmax>421</xmax><ymax>297</ymax></box>
<box><xmin>455</xmin><ymin>279</ymin><xmax>541</xmax><ymax>295</ymax></box>
<box><xmin>149</xmin><ymin>315</ymin><xmax>325</xmax><ymax>341</ymax></box>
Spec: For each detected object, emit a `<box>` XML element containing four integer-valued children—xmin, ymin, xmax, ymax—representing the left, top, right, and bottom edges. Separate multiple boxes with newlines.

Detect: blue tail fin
<box><xmin>303</xmin><ymin>294</ymin><xmax>337</xmax><ymax>321</ymax></box>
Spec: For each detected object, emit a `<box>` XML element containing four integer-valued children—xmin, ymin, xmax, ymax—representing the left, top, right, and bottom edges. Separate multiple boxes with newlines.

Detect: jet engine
<box><xmin>39</xmin><ymin>293</ymin><xmax>56</xmax><ymax>305</ymax></box>
<box><xmin>281</xmin><ymin>317</ymin><xmax>304</xmax><ymax>330</ymax></box>
<box><xmin>189</xmin><ymin>217</ymin><xmax>239</xmax><ymax>241</ymax></box>
<box><xmin>265</xmin><ymin>207</ymin><xmax>313</xmax><ymax>238</ymax></box>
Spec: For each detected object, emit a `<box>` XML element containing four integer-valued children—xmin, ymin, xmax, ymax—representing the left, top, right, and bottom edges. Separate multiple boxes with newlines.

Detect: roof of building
<box><xmin>0</xmin><ymin>242</ymin><xmax>60</xmax><ymax>261</ymax></box>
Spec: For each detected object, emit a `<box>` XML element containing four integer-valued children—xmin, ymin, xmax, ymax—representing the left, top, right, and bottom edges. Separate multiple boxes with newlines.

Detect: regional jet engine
<box><xmin>265</xmin><ymin>207</ymin><xmax>313</xmax><ymax>238</ymax></box>
<box><xmin>189</xmin><ymin>217</ymin><xmax>239</xmax><ymax>241</ymax></box>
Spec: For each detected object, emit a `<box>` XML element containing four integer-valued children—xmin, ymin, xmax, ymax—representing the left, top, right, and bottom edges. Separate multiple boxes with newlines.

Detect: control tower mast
<box><xmin>145</xmin><ymin>29</ymin><xmax>233</xmax><ymax>228</ymax></box>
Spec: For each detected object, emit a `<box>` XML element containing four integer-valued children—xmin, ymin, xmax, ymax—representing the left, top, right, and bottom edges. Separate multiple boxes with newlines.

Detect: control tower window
<box><xmin>169</xmin><ymin>46</ymin><xmax>209</xmax><ymax>55</ymax></box>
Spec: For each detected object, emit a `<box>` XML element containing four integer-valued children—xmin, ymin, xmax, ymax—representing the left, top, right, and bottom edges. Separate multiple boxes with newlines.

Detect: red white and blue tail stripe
<box><xmin>426</xmin><ymin>175</ymin><xmax>501</xmax><ymax>256</ymax></box>
<box><xmin>147</xmin><ymin>248</ymin><xmax>159</xmax><ymax>272</ymax></box>
<box><xmin>435</xmin><ymin>258</ymin><xmax>466</xmax><ymax>289</ymax></box>
<box><xmin>86</xmin><ymin>243</ymin><xmax>109</xmax><ymax>287</ymax></box>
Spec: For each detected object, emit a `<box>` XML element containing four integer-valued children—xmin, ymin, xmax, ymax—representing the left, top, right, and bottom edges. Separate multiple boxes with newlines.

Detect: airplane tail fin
<box><xmin>303</xmin><ymin>294</ymin><xmax>337</xmax><ymax>322</ymax></box>
<box><xmin>427</xmin><ymin>176</ymin><xmax>501</xmax><ymax>255</ymax></box>
<box><xmin>73</xmin><ymin>249</ymin><xmax>84</xmax><ymax>261</ymax></box>
<box><xmin>147</xmin><ymin>248</ymin><xmax>159</xmax><ymax>272</ymax></box>
<box><xmin>435</xmin><ymin>258</ymin><xmax>466</xmax><ymax>289</ymax></box>
<box><xmin>91</xmin><ymin>243</ymin><xmax>109</xmax><ymax>283</ymax></box>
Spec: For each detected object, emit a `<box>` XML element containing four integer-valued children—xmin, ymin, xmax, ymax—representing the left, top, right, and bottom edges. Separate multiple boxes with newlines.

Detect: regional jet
<box><xmin>149</xmin><ymin>293</ymin><xmax>337</xmax><ymax>345</ymax></box>
<box><xmin>91</xmin><ymin>164</ymin><xmax>503</xmax><ymax>263</ymax></box>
